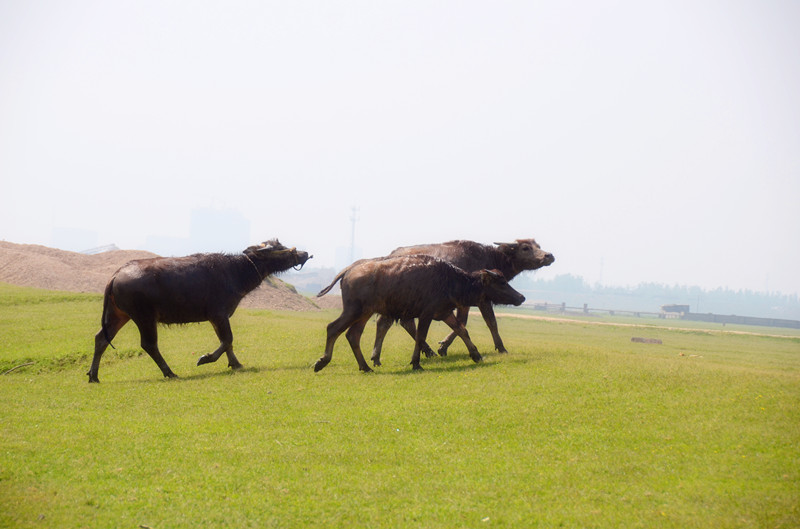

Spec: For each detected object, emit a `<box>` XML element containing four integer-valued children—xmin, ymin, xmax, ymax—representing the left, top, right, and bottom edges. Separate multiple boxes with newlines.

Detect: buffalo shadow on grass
<box><xmin>109</xmin><ymin>361</ymin><xmax>317</xmax><ymax>385</ymax></box>
<box><xmin>105</xmin><ymin>367</ymin><xmax>261</xmax><ymax>385</ymax></box>
<box><xmin>376</xmin><ymin>353</ymin><xmax>505</xmax><ymax>376</ymax></box>
<box><xmin>99</xmin><ymin>350</ymin><xmax>538</xmax><ymax>383</ymax></box>
<box><xmin>395</xmin><ymin>346</ymin><xmax>543</xmax><ymax>374</ymax></box>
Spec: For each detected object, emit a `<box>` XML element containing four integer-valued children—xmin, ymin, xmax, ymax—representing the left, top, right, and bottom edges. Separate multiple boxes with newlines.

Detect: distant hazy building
<box><xmin>146</xmin><ymin>207</ymin><xmax>250</xmax><ymax>256</ymax></box>
<box><xmin>335</xmin><ymin>245</ymin><xmax>362</xmax><ymax>270</ymax></box>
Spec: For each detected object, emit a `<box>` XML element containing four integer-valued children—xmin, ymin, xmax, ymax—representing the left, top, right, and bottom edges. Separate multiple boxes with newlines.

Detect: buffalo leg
<box><xmin>411</xmin><ymin>318</ymin><xmax>433</xmax><ymax>370</ymax></box>
<box><xmin>315</xmin><ymin>308</ymin><xmax>362</xmax><ymax>372</ymax></box>
<box><xmin>442</xmin><ymin>312</ymin><xmax>482</xmax><ymax>363</ymax></box>
<box><xmin>198</xmin><ymin>318</ymin><xmax>242</xmax><ymax>369</ymax></box>
<box><xmin>87</xmin><ymin>311</ymin><xmax>130</xmax><ymax>383</ymax></box>
<box><xmin>370</xmin><ymin>315</ymin><xmax>394</xmax><ymax>366</ymax></box>
<box><xmin>345</xmin><ymin>316</ymin><xmax>373</xmax><ymax>373</ymax></box>
<box><xmin>399</xmin><ymin>319</ymin><xmax>437</xmax><ymax>358</ymax></box>
<box><xmin>437</xmin><ymin>307</ymin><xmax>469</xmax><ymax>356</ymax></box>
<box><xmin>371</xmin><ymin>318</ymin><xmax>436</xmax><ymax>365</ymax></box>
<box><xmin>135</xmin><ymin>318</ymin><xmax>178</xmax><ymax>379</ymax></box>
<box><xmin>478</xmin><ymin>300</ymin><xmax>507</xmax><ymax>353</ymax></box>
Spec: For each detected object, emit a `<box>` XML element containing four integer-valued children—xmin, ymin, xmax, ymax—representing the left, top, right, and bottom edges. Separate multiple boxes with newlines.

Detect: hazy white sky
<box><xmin>1</xmin><ymin>1</ymin><xmax>798</xmax><ymax>294</ymax></box>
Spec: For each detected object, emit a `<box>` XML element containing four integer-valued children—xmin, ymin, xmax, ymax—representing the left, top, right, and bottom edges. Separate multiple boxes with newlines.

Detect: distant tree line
<box><xmin>512</xmin><ymin>274</ymin><xmax>800</xmax><ymax>321</ymax></box>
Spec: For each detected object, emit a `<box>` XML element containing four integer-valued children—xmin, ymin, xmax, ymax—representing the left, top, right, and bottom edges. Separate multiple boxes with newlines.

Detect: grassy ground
<box><xmin>1</xmin><ymin>283</ymin><xmax>798</xmax><ymax>528</ymax></box>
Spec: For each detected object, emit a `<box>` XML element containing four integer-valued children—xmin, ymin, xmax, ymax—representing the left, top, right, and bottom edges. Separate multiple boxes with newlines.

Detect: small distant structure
<box><xmin>661</xmin><ymin>304</ymin><xmax>690</xmax><ymax>318</ymax></box>
<box><xmin>80</xmin><ymin>244</ymin><xmax>119</xmax><ymax>255</ymax></box>
<box><xmin>661</xmin><ymin>304</ymin><xmax>690</xmax><ymax>313</ymax></box>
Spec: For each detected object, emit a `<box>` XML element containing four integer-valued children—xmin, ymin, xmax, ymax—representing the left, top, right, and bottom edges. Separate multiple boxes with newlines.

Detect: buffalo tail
<box><xmin>316</xmin><ymin>267</ymin><xmax>350</xmax><ymax>297</ymax></box>
<box><xmin>101</xmin><ymin>279</ymin><xmax>116</xmax><ymax>350</ymax></box>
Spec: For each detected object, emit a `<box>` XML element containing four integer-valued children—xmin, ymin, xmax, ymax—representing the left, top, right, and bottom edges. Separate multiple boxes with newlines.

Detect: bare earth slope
<box><xmin>0</xmin><ymin>241</ymin><xmax>320</xmax><ymax>311</ymax></box>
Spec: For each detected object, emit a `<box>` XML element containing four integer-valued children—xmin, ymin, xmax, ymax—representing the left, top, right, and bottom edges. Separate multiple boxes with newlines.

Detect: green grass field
<box><xmin>1</xmin><ymin>283</ymin><xmax>798</xmax><ymax>528</ymax></box>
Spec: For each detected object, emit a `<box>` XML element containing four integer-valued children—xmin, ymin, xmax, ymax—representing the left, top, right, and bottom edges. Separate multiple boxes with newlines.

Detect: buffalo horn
<box><xmin>494</xmin><ymin>241</ymin><xmax>518</xmax><ymax>248</ymax></box>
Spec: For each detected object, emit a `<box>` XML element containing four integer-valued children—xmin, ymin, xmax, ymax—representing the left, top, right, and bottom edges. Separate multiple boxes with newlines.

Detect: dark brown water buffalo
<box><xmin>370</xmin><ymin>239</ymin><xmax>553</xmax><ymax>365</ymax></box>
<box><xmin>87</xmin><ymin>239</ymin><xmax>311</xmax><ymax>382</ymax></box>
<box><xmin>314</xmin><ymin>255</ymin><xmax>525</xmax><ymax>372</ymax></box>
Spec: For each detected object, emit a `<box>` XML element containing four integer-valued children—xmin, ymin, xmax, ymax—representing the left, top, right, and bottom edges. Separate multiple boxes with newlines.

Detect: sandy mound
<box><xmin>312</xmin><ymin>293</ymin><xmax>343</xmax><ymax>310</ymax></box>
<box><xmin>239</xmin><ymin>277</ymin><xmax>321</xmax><ymax>312</ymax></box>
<box><xmin>0</xmin><ymin>241</ymin><xmax>324</xmax><ymax>311</ymax></box>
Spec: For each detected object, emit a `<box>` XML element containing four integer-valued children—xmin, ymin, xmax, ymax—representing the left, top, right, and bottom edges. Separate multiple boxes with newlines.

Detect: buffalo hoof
<box><xmin>228</xmin><ymin>362</ymin><xmax>244</xmax><ymax>370</ymax></box>
<box><xmin>422</xmin><ymin>345</ymin><xmax>437</xmax><ymax>358</ymax></box>
<box><xmin>497</xmin><ymin>348</ymin><xmax>509</xmax><ymax>354</ymax></box>
<box><xmin>437</xmin><ymin>343</ymin><xmax>449</xmax><ymax>357</ymax></box>
<box><xmin>87</xmin><ymin>373</ymin><xmax>100</xmax><ymax>383</ymax></box>
<box><xmin>164</xmin><ymin>371</ymin><xmax>179</xmax><ymax>379</ymax></box>
<box><xmin>197</xmin><ymin>355</ymin><xmax>215</xmax><ymax>366</ymax></box>
<box><xmin>411</xmin><ymin>363</ymin><xmax>424</xmax><ymax>371</ymax></box>
<box><xmin>313</xmin><ymin>358</ymin><xmax>330</xmax><ymax>372</ymax></box>
<box><xmin>371</xmin><ymin>358</ymin><xmax>382</xmax><ymax>367</ymax></box>
<box><xmin>470</xmin><ymin>353</ymin><xmax>483</xmax><ymax>364</ymax></box>
<box><xmin>359</xmin><ymin>365</ymin><xmax>374</xmax><ymax>373</ymax></box>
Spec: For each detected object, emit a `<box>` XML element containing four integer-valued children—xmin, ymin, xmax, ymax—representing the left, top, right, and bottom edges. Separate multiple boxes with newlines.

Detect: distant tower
<box><xmin>349</xmin><ymin>206</ymin><xmax>360</xmax><ymax>263</ymax></box>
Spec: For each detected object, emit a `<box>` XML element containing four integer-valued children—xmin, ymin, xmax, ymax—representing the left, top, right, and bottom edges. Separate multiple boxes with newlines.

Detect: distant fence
<box><xmin>527</xmin><ymin>302</ymin><xmax>800</xmax><ymax>330</ymax></box>
<box><xmin>529</xmin><ymin>302</ymin><xmax>664</xmax><ymax>319</ymax></box>
<box><xmin>681</xmin><ymin>312</ymin><xmax>800</xmax><ymax>329</ymax></box>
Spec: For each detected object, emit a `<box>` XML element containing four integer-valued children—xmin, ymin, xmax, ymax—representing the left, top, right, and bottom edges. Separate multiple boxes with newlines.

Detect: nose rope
<box><xmin>291</xmin><ymin>249</ymin><xmax>310</xmax><ymax>271</ymax></box>
<box><xmin>243</xmin><ymin>253</ymin><xmax>262</xmax><ymax>280</ymax></box>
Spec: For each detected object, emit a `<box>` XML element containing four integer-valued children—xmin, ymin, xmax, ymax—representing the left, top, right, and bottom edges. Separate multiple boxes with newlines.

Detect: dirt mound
<box><xmin>0</xmin><ymin>241</ymin><xmax>323</xmax><ymax>311</ymax></box>
<box><xmin>239</xmin><ymin>277</ymin><xmax>321</xmax><ymax>312</ymax></box>
<box><xmin>311</xmin><ymin>293</ymin><xmax>343</xmax><ymax>310</ymax></box>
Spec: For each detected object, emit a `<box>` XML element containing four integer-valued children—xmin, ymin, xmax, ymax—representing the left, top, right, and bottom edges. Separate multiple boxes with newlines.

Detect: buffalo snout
<box><xmin>480</xmin><ymin>270</ymin><xmax>526</xmax><ymax>307</ymax></box>
<box><xmin>293</xmin><ymin>249</ymin><xmax>312</xmax><ymax>269</ymax></box>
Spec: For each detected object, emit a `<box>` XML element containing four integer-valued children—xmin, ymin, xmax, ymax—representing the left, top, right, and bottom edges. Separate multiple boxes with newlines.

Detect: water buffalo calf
<box><xmin>314</xmin><ymin>255</ymin><xmax>525</xmax><ymax>372</ymax></box>
<box><xmin>371</xmin><ymin>238</ymin><xmax>554</xmax><ymax>364</ymax></box>
<box><xmin>87</xmin><ymin>239</ymin><xmax>311</xmax><ymax>382</ymax></box>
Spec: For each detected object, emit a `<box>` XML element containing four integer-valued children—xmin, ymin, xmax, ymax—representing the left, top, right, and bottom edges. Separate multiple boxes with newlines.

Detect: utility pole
<box><xmin>349</xmin><ymin>206</ymin><xmax>359</xmax><ymax>263</ymax></box>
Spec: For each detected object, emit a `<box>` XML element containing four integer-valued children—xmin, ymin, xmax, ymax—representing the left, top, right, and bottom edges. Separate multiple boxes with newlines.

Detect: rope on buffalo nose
<box><xmin>243</xmin><ymin>253</ymin><xmax>262</xmax><ymax>280</ymax></box>
<box><xmin>292</xmin><ymin>250</ymin><xmax>311</xmax><ymax>271</ymax></box>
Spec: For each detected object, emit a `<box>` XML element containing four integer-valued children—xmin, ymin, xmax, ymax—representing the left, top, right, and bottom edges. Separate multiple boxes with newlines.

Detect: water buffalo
<box><xmin>370</xmin><ymin>239</ymin><xmax>553</xmax><ymax>365</ymax></box>
<box><xmin>314</xmin><ymin>255</ymin><xmax>525</xmax><ymax>372</ymax></box>
<box><xmin>87</xmin><ymin>239</ymin><xmax>311</xmax><ymax>382</ymax></box>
